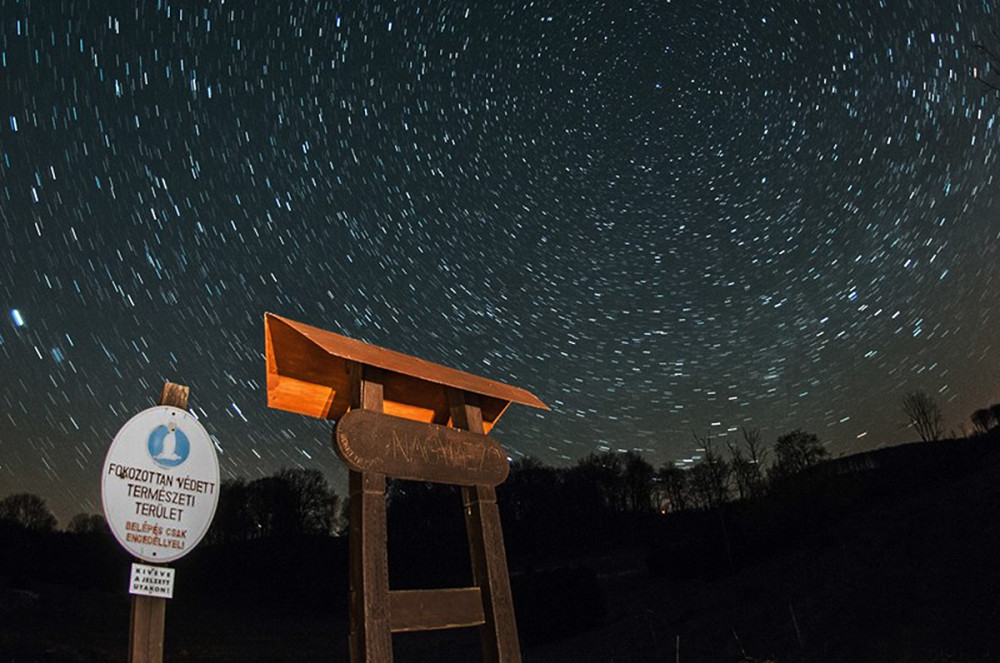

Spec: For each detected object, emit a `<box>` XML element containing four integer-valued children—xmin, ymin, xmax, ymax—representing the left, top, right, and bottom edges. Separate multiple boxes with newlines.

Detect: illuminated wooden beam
<box><xmin>264</xmin><ymin>312</ymin><xmax>547</xmax><ymax>432</ymax></box>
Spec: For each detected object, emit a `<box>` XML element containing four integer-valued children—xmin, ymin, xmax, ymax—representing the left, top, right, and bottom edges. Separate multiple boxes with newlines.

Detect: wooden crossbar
<box><xmin>390</xmin><ymin>588</ymin><xmax>485</xmax><ymax>633</ymax></box>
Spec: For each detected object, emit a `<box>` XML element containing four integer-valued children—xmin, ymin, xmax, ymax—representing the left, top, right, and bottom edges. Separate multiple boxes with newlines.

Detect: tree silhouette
<box><xmin>498</xmin><ymin>456</ymin><xmax>560</xmax><ymax>525</ymax></box>
<box><xmin>688</xmin><ymin>435</ymin><xmax>736</xmax><ymax>572</ymax></box>
<box><xmin>245</xmin><ymin>475</ymin><xmax>292</xmax><ymax>537</ymax></box>
<box><xmin>209</xmin><ymin>478</ymin><xmax>253</xmax><ymax>543</ymax></box>
<box><xmin>208</xmin><ymin>469</ymin><xmax>340</xmax><ymax>542</ymax></box>
<box><xmin>654</xmin><ymin>463</ymin><xmax>689</xmax><ymax>513</ymax></box>
<box><xmin>567</xmin><ymin>451</ymin><xmax>626</xmax><ymax>513</ymax></box>
<box><xmin>386</xmin><ymin>479</ymin><xmax>461</xmax><ymax>541</ymax></box>
<box><xmin>276</xmin><ymin>468</ymin><xmax>341</xmax><ymax>535</ymax></box>
<box><xmin>0</xmin><ymin>493</ymin><xmax>57</xmax><ymax>531</ymax></box>
<box><xmin>971</xmin><ymin>408</ymin><xmax>993</xmax><ymax>435</ymax></box>
<box><xmin>771</xmin><ymin>429</ymin><xmax>827</xmax><ymax>481</ymax></box>
<box><xmin>902</xmin><ymin>390</ymin><xmax>944</xmax><ymax>442</ymax></box>
<box><xmin>622</xmin><ymin>451</ymin><xmax>655</xmax><ymax>513</ymax></box>
<box><xmin>67</xmin><ymin>513</ymin><xmax>107</xmax><ymax>535</ymax></box>
<box><xmin>689</xmin><ymin>436</ymin><xmax>731</xmax><ymax>510</ymax></box>
<box><xmin>560</xmin><ymin>460</ymin><xmax>608</xmax><ymax>524</ymax></box>
<box><xmin>727</xmin><ymin>427</ymin><xmax>768</xmax><ymax>501</ymax></box>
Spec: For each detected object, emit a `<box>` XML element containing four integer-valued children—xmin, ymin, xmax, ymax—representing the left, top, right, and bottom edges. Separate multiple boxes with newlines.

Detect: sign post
<box><xmin>101</xmin><ymin>382</ymin><xmax>220</xmax><ymax>663</ymax></box>
<box><xmin>264</xmin><ymin>313</ymin><xmax>548</xmax><ymax>662</ymax></box>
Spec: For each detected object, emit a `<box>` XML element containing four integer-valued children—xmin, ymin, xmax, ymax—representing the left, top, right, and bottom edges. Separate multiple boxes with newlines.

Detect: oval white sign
<box><xmin>101</xmin><ymin>406</ymin><xmax>220</xmax><ymax>563</ymax></box>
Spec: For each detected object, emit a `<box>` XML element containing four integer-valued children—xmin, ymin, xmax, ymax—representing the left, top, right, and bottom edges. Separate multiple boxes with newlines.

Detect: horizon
<box><xmin>0</xmin><ymin>419</ymin><xmax>980</xmax><ymax>528</ymax></box>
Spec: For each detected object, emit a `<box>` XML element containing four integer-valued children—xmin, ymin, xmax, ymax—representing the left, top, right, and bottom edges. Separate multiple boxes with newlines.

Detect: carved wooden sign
<box><xmin>334</xmin><ymin>409</ymin><xmax>510</xmax><ymax>486</ymax></box>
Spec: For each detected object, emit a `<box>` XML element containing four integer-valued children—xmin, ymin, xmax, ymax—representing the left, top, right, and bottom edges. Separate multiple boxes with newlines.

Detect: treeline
<box><xmin>4</xmin><ymin>394</ymin><xmax>999</xmax><ymax>539</ymax></box>
<box><xmin>970</xmin><ymin>401</ymin><xmax>1000</xmax><ymax>435</ymax></box>
<box><xmin>902</xmin><ymin>388</ymin><xmax>1000</xmax><ymax>442</ymax></box>
<box><xmin>207</xmin><ymin>468</ymin><xmax>341</xmax><ymax>543</ymax></box>
<box><xmin>501</xmin><ymin>427</ymin><xmax>828</xmax><ymax>520</ymax></box>
<box><xmin>0</xmin><ymin>427</ymin><xmax>824</xmax><ymax>537</ymax></box>
<box><xmin>0</xmin><ymin>468</ymin><xmax>343</xmax><ymax>542</ymax></box>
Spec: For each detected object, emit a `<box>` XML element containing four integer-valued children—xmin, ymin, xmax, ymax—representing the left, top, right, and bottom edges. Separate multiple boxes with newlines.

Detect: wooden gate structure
<box><xmin>264</xmin><ymin>313</ymin><xmax>548</xmax><ymax>662</ymax></box>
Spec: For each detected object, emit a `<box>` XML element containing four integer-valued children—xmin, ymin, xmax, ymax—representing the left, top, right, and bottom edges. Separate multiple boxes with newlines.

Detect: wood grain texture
<box><xmin>347</xmin><ymin>367</ymin><xmax>393</xmax><ymax>663</ymax></box>
<box><xmin>349</xmin><ymin>470</ymin><xmax>391</xmax><ymax>663</ymax></box>
<box><xmin>158</xmin><ymin>382</ymin><xmax>189</xmax><ymax>410</ymax></box>
<box><xmin>335</xmin><ymin>409</ymin><xmax>509</xmax><ymax>486</ymax></box>
<box><xmin>128</xmin><ymin>595</ymin><xmax>166</xmax><ymax>663</ymax></box>
<box><xmin>352</xmin><ymin>364</ymin><xmax>385</xmax><ymax>411</ymax></box>
<box><xmin>449</xmin><ymin>390</ymin><xmax>523</xmax><ymax>663</ymax></box>
<box><xmin>341</xmin><ymin>374</ymin><xmax>522</xmax><ymax>661</ymax></box>
<box><xmin>128</xmin><ymin>382</ymin><xmax>189</xmax><ymax>663</ymax></box>
<box><xmin>389</xmin><ymin>588</ymin><xmax>485</xmax><ymax>633</ymax></box>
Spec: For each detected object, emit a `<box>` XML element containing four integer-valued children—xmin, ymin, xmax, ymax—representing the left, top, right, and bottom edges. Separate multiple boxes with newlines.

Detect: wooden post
<box><xmin>347</xmin><ymin>365</ymin><xmax>393</xmax><ymax>663</ymax></box>
<box><xmin>128</xmin><ymin>382</ymin><xmax>189</xmax><ymax>663</ymax></box>
<box><xmin>449</xmin><ymin>389</ymin><xmax>522</xmax><ymax>663</ymax></box>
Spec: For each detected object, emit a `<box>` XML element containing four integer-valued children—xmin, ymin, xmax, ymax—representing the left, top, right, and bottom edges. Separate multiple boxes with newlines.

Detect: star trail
<box><xmin>2</xmin><ymin>0</ymin><xmax>999</xmax><ymax>524</ymax></box>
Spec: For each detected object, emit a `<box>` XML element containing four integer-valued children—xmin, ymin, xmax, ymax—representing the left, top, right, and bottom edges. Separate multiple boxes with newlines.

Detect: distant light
<box><xmin>11</xmin><ymin>309</ymin><xmax>24</xmax><ymax>326</ymax></box>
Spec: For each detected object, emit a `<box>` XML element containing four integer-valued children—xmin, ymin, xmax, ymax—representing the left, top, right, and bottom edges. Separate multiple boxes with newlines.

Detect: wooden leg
<box><xmin>349</xmin><ymin>470</ymin><xmax>392</xmax><ymax>663</ymax></box>
<box><xmin>463</xmin><ymin>484</ymin><xmax>522</xmax><ymax>663</ymax></box>
<box><xmin>448</xmin><ymin>389</ymin><xmax>522</xmax><ymax>662</ymax></box>
<box><xmin>128</xmin><ymin>595</ymin><xmax>166</xmax><ymax>663</ymax></box>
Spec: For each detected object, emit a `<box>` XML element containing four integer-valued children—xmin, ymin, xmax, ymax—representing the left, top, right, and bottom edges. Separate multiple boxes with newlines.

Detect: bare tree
<box><xmin>655</xmin><ymin>463</ymin><xmax>690</xmax><ymax>513</ymax></box>
<box><xmin>727</xmin><ymin>427</ymin><xmax>769</xmax><ymax>500</ymax></box>
<box><xmin>689</xmin><ymin>435</ymin><xmax>731</xmax><ymax>510</ymax></box>
<box><xmin>622</xmin><ymin>451</ymin><xmax>655</xmax><ymax>513</ymax></box>
<box><xmin>499</xmin><ymin>456</ymin><xmax>560</xmax><ymax>524</ymax></box>
<box><xmin>690</xmin><ymin>433</ymin><xmax>735</xmax><ymax>573</ymax></box>
<box><xmin>727</xmin><ymin>442</ymin><xmax>752</xmax><ymax>501</ymax></box>
<box><xmin>902</xmin><ymin>390</ymin><xmax>944</xmax><ymax>442</ymax></box>
<box><xmin>0</xmin><ymin>493</ymin><xmax>57</xmax><ymax>531</ymax></box>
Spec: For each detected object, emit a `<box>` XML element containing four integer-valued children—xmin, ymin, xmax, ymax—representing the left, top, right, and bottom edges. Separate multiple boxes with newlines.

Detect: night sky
<box><xmin>2</xmin><ymin>0</ymin><xmax>999</xmax><ymax>524</ymax></box>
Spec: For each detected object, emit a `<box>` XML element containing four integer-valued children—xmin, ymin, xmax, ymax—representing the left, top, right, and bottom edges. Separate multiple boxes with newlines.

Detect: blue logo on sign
<box><xmin>147</xmin><ymin>423</ymin><xmax>190</xmax><ymax>468</ymax></box>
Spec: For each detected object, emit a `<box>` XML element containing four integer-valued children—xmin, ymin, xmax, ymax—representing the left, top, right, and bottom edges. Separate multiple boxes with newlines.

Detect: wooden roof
<box><xmin>264</xmin><ymin>312</ymin><xmax>548</xmax><ymax>432</ymax></box>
